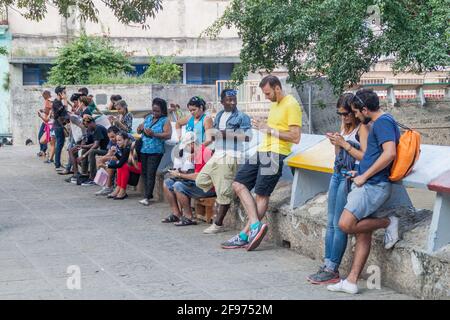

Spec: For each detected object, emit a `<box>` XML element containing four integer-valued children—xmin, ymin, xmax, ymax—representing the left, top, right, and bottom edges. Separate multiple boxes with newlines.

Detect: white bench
<box><xmin>287</xmin><ymin>137</ymin><xmax>450</xmax><ymax>252</ymax></box>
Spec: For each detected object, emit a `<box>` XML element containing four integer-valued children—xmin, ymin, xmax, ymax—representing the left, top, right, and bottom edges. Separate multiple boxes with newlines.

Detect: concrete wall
<box><xmin>8</xmin><ymin>0</ymin><xmax>240</xmax><ymax>60</ymax></box>
<box><xmin>8</xmin><ymin>0</ymin><xmax>236</xmax><ymax>39</ymax></box>
<box><xmin>11</xmin><ymin>84</ymin><xmax>216</xmax><ymax>146</ymax></box>
<box><xmin>297</xmin><ymin>79</ymin><xmax>450</xmax><ymax>146</ymax></box>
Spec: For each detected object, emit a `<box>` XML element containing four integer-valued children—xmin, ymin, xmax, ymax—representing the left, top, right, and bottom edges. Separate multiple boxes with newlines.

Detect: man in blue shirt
<box><xmin>196</xmin><ymin>89</ymin><xmax>252</xmax><ymax>234</ymax></box>
<box><xmin>328</xmin><ymin>89</ymin><xmax>401</xmax><ymax>295</ymax></box>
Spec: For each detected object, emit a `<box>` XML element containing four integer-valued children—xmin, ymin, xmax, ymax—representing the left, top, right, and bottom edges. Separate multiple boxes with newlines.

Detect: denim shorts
<box><xmin>344</xmin><ymin>182</ymin><xmax>392</xmax><ymax>221</ymax></box>
<box><xmin>164</xmin><ymin>178</ymin><xmax>216</xmax><ymax>199</ymax></box>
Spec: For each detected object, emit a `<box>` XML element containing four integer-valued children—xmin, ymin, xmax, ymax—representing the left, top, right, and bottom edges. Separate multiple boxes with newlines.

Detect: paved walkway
<box><xmin>0</xmin><ymin>146</ymin><xmax>414</xmax><ymax>300</ymax></box>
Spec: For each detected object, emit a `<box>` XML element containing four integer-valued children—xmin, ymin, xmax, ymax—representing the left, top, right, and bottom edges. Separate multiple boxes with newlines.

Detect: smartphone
<box><xmin>341</xmin><ymin>170</ymin><xmax>354</xmax><ymax>177</ymax></box>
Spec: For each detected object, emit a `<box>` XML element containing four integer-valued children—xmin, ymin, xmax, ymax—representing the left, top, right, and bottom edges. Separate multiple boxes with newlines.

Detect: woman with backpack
<box><xmin>307</xmin><ymin>93</ymin><xmax>369</xmax><ymax>285</ymax></box>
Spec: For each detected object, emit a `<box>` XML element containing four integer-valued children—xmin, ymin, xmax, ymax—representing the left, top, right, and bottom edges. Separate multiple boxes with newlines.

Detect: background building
<box><xmin>0</xmin><ymin>1</ymin><xmax>448</xmax><ymax>139</ymax></box>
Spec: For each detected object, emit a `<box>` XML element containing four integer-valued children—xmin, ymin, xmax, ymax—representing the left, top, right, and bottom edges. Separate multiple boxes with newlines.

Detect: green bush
<box><xmin>47</xmin><ymin>34</ymin><xmax>133</xmax><ymax>85</ymax></box>
<box><xmin>143</xmin><ymin>56</ymin><xmax>182</xmax><ymax>84</ymax></box>
<box><xmin>47</xmin><ymin>35</ymin><xmax>182</xmax><ymax>85</ymax></box>
<box><xmin>87</xmin><ymin>73</ymin><xmax>154</xmax><ymax>85</ymax></box>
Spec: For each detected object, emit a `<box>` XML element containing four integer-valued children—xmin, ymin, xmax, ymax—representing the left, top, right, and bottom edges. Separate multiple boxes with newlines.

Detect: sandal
<box><xmin>174</xmin><ymin>216</ymin><xmax>197</xmax><ymax>227</ymax></box>
<box><xmin>57</xmin><ymin>170</ymin><xmax>73</xmax><ymax>175</ymax></box>
<box><xmin>161</xmin><ymin>214</ymin><xmax>180</xmax><ymax>223</ymax></box>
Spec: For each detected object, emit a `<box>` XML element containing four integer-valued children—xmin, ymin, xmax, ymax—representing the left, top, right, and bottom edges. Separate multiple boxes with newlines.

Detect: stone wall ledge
<box><xmin>223</xmin><ymin>183</ymin><xmax>450</xmax><ymax>299</ymax></box>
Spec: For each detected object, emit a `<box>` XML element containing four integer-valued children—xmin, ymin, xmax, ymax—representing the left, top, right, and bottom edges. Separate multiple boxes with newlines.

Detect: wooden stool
<box><xmin>194</xmin><ymin>198</ymin><xmax>216</xmax><ymax>224</ymax></box>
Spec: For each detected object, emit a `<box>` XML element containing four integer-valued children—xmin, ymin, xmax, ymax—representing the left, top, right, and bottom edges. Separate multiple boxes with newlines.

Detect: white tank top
<box><xmin>341</xmin><ymin>124</ymin><xmax>361</xmax><ymax>164</ymax></box>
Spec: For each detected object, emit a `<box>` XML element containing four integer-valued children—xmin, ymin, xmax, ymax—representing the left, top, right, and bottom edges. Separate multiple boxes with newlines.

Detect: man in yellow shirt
<box><xmin>222</xmin><ymin>75</ymin><xmax>302</xmax><ymax>251</ymax></box>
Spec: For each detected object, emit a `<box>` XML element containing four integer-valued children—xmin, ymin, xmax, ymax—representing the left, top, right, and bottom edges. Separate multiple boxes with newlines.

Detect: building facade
<box><xmin>0</xmin><ymin>1</ymin><xmax>448</xmax><ymax>138</ymax></box>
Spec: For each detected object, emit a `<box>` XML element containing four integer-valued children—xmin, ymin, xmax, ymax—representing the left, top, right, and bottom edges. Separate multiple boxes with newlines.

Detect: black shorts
<box><xmin>234</xmin><ymin>152</ymin><xmax>287</xmax><ymax>197</ymax></box>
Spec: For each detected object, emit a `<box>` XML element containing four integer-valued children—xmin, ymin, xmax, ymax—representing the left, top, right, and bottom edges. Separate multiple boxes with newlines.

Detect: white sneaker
<box><xmin>327</xmin><ymin>279</ymin><xmax>359</xmax><ymax>294</ymax></box>
<box><xmin>384</xmin><ymin>216</ymin><xmax>400</xmax><ymax>249</ymax></box>
<box><xmin>203</xmin><ymin>223</ymin><xmax>225</xmax><ymax>234</ymax></box>
<box><xmin>95</xmin><ymin>187</ymin><xmax>113</xmax><ymax>196</ymax></box>
<box><xmin>139</xmin><ymin>199</ymin><xmax>150</xmax><ymax>206</ymax></box>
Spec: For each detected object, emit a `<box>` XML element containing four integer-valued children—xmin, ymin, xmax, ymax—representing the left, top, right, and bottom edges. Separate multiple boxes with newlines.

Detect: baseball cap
<box><xmin>179</xmin><ymin>131</ymin><xmax>196</xmax><ymax>150</ymax></box>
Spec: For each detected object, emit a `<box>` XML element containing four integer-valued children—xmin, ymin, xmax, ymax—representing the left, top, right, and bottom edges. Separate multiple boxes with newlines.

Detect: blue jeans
<box><xmin>38</xmin><ymin>123</ymin><xmax>47</xmax><ymax>153</ymax></box>
<box><xmin>165</xmin><ymin>178</ymin><xmax>216</xmax><ymax>199</ymax></box>
<box><xmin>54</xmin><ymin>126</ymin><xmax>65</xmax><ymax>168</ymax></box>
<box><xmin>324</xmin><ymin>172</ymin><xmax>349</xmax><ymax>272</ymax></box>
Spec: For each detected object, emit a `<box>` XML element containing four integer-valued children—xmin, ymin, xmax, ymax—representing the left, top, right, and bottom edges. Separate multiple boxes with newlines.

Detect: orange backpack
<box><xmin>389</xmin><ymin>123</ymin><xmax>421</xmax><ymax>182</ymax></box>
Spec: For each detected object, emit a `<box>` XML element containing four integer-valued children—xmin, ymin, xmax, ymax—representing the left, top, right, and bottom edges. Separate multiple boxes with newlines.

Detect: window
<box><xmin>130</xmin><ymin>64</ymin><xmax>148</xmax><ymax>76</ymax></box>
<box><xmin>186</xmin><ymin>63</ymin><xmax>234</xmax><ymax>85</ymax></box>
<box><xmin>23</xmin><ymin>64</ymin><xmax>52</xmax><ymax>85</ymax></box>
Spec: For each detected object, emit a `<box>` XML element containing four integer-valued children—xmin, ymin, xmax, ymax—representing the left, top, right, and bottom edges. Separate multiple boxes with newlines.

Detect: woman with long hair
<box><xmin>307</xmin><ymin>93</ymin><xmax>369</xmax><ymax>285</ymax></box>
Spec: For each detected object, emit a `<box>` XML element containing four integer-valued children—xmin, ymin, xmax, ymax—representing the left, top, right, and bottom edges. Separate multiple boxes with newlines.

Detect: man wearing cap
<box><xmin>195</xmin><ymin>88</ymin><xmax>252</xmax><ymax>234</ymax></box>
<box><xmin>66</xmin><ymin>115</ymin><xmax>110</xmax><ymax>184</ymax></box>
<box><xmin>52</xmin><ymin>86</ymin><xmax>69</xmax><ymax>170</ymax></box>
<box><xmin>161</xmin><ymin>132</ymin><xmax>215</xmax><ymax>226</ymax></box>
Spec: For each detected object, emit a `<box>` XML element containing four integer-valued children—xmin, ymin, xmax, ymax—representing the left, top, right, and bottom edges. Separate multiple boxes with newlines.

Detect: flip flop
<box><xmin>174</xmin><ymin>216</ymin><xmax>197</xmax><ymax>227</ymax></box>
<box><xmin>161</xmin><ymin>214</ymin><xmax>180</xmax><ymax>223</ymax></box>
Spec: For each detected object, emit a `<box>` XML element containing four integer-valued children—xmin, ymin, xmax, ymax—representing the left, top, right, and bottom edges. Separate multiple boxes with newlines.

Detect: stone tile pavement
<box><xmin>0</xmin><ymin>146</ymin><xmax>414</xmax><ymax>300</ymax></box>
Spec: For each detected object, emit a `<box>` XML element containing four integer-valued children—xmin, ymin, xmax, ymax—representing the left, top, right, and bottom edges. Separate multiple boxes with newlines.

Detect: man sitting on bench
<box><xmin>67</xmin><ymin>115</ymin><xmax>110</xmax><ymax>184</ymax></box>
<box><xmin>161</xmin><ymin>132</ymin><xmax>215</xmax><ymax>227</ymax></box>
<box><xmin>221</xmin><ymin>75</ymin><xmax>302</xmax><ymax>251</ymax></box>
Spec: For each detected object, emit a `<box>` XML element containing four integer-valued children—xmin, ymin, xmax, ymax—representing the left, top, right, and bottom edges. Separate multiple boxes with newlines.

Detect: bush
<box><xmin>47</xmin><ymin>34</ymin><xmax>133</xmax><ymax>85</ymax></box>
<box><xmin>142</xmin><ymin>56</ymin><xmax>182</xmax><ymax>84</ymax></box>
<box><xmin>47</xmin><ymin>34</ymin><xmax>182</xmax><ymax>85</ymax></box>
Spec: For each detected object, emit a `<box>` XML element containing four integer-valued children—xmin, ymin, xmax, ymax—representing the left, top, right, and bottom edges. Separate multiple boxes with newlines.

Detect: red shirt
<box><xmin>194</xmin><ymin>145</ymin><xmax>212</xmax><ymax>173</ymax></box>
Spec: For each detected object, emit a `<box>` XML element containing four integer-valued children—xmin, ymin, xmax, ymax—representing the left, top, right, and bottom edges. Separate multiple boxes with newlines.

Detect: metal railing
<box><xmin>215</xmin><ymin>80</ymin><xmax>271</xmax><ymax>117</ymax></box>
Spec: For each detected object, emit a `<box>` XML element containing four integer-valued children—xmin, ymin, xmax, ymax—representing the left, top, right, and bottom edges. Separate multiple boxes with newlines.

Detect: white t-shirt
<box><xmin>218</xmin><ymin>112</ymin><xmax>232</xmax><ymax>130</ymax></box>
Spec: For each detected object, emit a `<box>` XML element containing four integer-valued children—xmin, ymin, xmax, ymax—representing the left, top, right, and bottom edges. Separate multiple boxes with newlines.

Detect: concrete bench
<box><xmin>287</xmin><ymin>137</ymin><xmax>450</xmax><ymax>252</ymax></box>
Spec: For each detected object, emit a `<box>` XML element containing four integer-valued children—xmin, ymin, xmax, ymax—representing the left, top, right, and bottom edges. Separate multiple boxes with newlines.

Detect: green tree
<box><xmin>205</xmin><ymin>0</ymin><xmax>449</xmax><ymax>93</ymax></box>
<box><xmin>0</xmin><ymin>0</ymin><xmax>163</xmax><ymax>27</ymax></box>
<box><xmin>142</xmin><ymin>56</ymin><xmax>182</xmax><ymax>84</ymax></box>
<box><xmin>47</xmin><ymin>34</ymin><xmax>133</xmax><ymax>85</ymax></box>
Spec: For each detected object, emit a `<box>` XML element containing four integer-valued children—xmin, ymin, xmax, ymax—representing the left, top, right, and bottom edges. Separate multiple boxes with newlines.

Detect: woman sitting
<box><xmin>106</xmin><ymin>132</ymin><xmax>142</xmax><ymax>200</ymax></box>
<box><xmin>108</xmin><ymin>100</ymin><xmax>133</xmax><ymax>133</ymax></box>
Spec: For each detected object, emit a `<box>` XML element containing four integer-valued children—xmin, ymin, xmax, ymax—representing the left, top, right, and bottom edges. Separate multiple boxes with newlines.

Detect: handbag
<box><xmin>94</xmin><ymin>168</ymin><xmax>109</xmax><ymax>187</ymax></box>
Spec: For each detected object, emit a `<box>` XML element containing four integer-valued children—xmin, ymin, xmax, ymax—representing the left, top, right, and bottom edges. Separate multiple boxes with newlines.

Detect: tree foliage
<box><xmin>142</xmin><ymin>56</ymin><xmax>182</xmax><ymax>84</ymax></box>
<box><xmin>205</xmin><ymin>0</ymin><xmax>450</xmax><ymax>93</ymax></box>
<box><xmin>88</xmin><ymin>56</ymin><xmax>182</xmax><ymax>85</ymax></box>
<box><xmin>0</xmin><ymin>0</ymin><xmax>163</xmax><ymax>27</ymax></box>
<box><xmin>47</xmin><ymin>34</ymin><xmax>133</xmax><ymax>85</ymax></box>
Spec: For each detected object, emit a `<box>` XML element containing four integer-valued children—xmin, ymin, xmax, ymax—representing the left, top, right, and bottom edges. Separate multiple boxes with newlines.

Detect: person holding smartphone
<box><xmin>307</xmin><ymin>93</ymin><xmax>369</xmax><ymax>285</ymax></box>
<box><xmin>52</xmin><ymin>86</ymin><xmax>69</xmax><ymax>170</ymax></box>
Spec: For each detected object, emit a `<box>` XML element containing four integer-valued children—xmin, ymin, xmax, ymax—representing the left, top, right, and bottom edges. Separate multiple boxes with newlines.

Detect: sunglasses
<box><xmin>353</xmin><ymin>94</ymin><xmax>366</xmax><ymax>108</ymax></box>
<box><xmin>337</xmin><ymin>111</ymin><xmax>352</xmax><ymax>117</ymax></box>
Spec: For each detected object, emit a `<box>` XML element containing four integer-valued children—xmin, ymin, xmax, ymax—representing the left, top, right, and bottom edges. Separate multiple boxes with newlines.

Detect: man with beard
<box><xmin>327</xmin><ymin>89</ymin><xmax>401</xmax><ymax>295</ymax></box>
<box><xmin>221</xmin><ymin>75</ymin><xmax>302</xmax><ymax>251</ymax></box>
